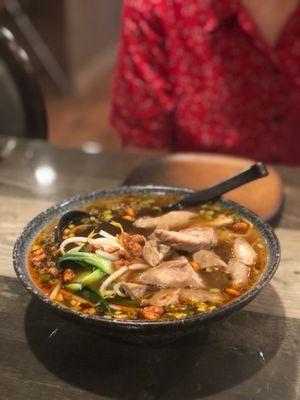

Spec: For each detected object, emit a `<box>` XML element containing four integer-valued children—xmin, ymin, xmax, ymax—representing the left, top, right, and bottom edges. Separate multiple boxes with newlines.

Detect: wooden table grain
<box><xmin>0</xmin><ymin>139</ymin><xmax>299</xmax><ymax>400</ymax></box>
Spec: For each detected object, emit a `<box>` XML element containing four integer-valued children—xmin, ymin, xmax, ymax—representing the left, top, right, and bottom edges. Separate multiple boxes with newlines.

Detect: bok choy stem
<box><xmin>58</xmin><ymin>252</ymin><xmax>112</xmax><ymax>274</ymax></box>
<box><xmin>64</xmin><ymin>284</ymin><xmax>110</xmax><ymax>312</ymax></box>
<box><xmin>80</xmin><ymin>287</ymin><xmax>111</xmax><ymax>312</ymax></box>
<box><xmin>79</xmin><ymin>269</ymin><xmax>104</xmax><ymax>285</ymax></box>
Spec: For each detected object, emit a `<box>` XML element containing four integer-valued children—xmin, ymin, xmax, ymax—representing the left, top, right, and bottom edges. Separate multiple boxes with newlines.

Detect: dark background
<box><xmin>0</xmin><ymin>0</ymin><xmax>123</xmax><ymax>150</ymax></box>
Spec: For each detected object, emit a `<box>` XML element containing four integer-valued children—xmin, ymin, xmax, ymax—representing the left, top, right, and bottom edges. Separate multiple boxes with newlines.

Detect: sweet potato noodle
<box><xmin>29</xmin><ymin>194</ymin><xmax>267</xmax><ymax>321</ymax></box>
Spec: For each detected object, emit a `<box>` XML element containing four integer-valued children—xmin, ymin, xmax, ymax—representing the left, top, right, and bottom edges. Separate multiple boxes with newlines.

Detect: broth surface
<box><xmin>29</xmin><ymin>194</ymin><xmax>267</xmax><ymax>320</ymax></box>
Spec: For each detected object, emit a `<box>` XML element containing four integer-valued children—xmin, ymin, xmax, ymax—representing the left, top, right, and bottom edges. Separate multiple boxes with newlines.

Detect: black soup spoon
<box><xmin>55</xmin><ymin>210</ymin><xmax>90</xmax><ymax>242</ymax></box>
<box><xmin>162</xmin><ymin>162</ymin><xmax>268</xmax><ymax>212</ymax></box>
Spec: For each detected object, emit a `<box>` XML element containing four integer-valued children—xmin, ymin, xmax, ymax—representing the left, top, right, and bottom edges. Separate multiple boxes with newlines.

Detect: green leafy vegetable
<box><xmin>79</xmin><ymin>269</ymin><xmax>104</xmax><ymax>285</ymax></box>
<box><xmin>209</xmin><ymin>288</ymin><xmax>220</xmax><ymax>293</ymax></box>
<box><xmin>199</xmin><ymin>210</ymin><xmax>215</xmax><ymax>221</ymax></box>
<box><xmin>58</xmin><ymin>252</ymin><xmax>112</xmax><ymax>274</ymax></box>
<box><xmin>64</xmin><ymin>284</ymin><xmax>110</xmax><ymax>312</ymax></box>
<box><xmin>138</xmin><ymin>195</ymin><xmax>153</xmax><ymax>201</ymax></box>
<box><xmin>80</xmin><ymin>287</ymin><xmax>111</xmax><ymax>312</ymax></box>
<box><xmin>100</xmin><ymin>209</ymin><xmax>113</xmax><ymax>222</ymax></box>
<box><xmin>110</xmin><ymin>296</ymin><xmax>139</xmax><ymax>307</ymax></box>
<box><xmin>65</xmin><ymin>282</ymin><xmax>82</xmax><ymax>292</ymax></box>
<box><xmin>110</xmin><ymin>221</ymin><xmax>123</xmax><ymax>233</ymax></box>
<box><xmin>80</xmin><ymin>287</ymin><xmax>101</xmax><ymax>303</ymax></box>
<box><xmin>151</xmin><ymin>206</ymin><xmax>161</xmax><ymax>212</ymax></box>
<box><xmin>40</xmin><ymin>274</ymin><xmax>52</xmax><ymax>282</ymax></box>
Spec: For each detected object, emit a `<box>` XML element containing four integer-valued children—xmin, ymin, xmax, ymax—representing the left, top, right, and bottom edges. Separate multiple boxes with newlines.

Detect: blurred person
<box><xmin>110</xmin><ymin>0</ymin><xmax>300</xmax><ymax>165</ymax></box>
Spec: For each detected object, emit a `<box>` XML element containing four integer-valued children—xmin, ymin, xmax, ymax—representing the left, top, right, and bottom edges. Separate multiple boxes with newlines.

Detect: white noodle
<box><xmin>99</xmin><ymin>230</ymin><xmax>117</xmax><ymax>240</ymax></box>
<box><xmin>114</xmin><ymin>282</ymin><xmax>126</xmax><ymax>297</ymax></box>
<box><xmin>95</xmin><ymin>249</ymin><xmax>118</xmax><ymax>261</ymax></box>
<box><xmin>49</xmin><ymin>279</ymin><xmax>62</xmax><ymax>300</ymax></box>
<box><xmin>110</xmin><ymin>304</ymin><xmax>123</xmax><ymax>311</ymax></box>
<box><xmin>103</xmin><ymin>290</ymin><xmax>115</xmax><ymax>298</ymax></box>
<box><xmin>92</xmin><ymin>237</ymin><xmax>124</xmax><ymax>250</ymax></box>
<box><xmin>128</xmin><ymin>263</ymin><xmax>149</xmax><ymax>271</ymax></box>
<box><xmin>60</xmin><ymin>235</ymin><xmax>123</xmax><ymax>254</ymax></box>
<box><xmin>100</xmin><ymin>266</ymin><xmax>128</xmax><ymax>297</ymax></box>
<box><xmin>60</xmin><ymin>236</ymin><xmax>88</xmax><ymax>253</ymax></box>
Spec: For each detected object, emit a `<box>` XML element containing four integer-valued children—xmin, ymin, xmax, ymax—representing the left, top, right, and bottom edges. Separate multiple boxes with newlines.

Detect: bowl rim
<box><xmin>13</xmin><ymin>185</ymin><xmax>281</xmax><ymax>328</ymax></box>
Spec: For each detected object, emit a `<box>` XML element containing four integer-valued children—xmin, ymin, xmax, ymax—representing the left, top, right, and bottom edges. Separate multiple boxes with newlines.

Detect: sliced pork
<box><xmin>154</xmin><ymin>227</ymin><xmax>217</xmax><ymax>252</ymax></box>
<box><xmin>179</xmin><ymin>288</ymin><xmax>223</xmax><ymax>304</ymax></box>
<box><xmin>148</xmin><ymin>288</ymin><xmax>180</xmax><ymax>307</ymax></box>
<box><xmin>193</xmin><ymin>249</ymin><xmax>227</xmax><ymax>270</ymax></box>
<box><xmin>199</xmin><ymin>270</ymin><xmax>230</xmax><ymax>290</ymax></box>
<box><xmin>227</xmin><ymin>258</ymin><xmax>250</xmax><ymax>286</ymax></box>
<box><xmin>134</xmin><ymin>210</ymin><xmax>197</xmax><ymax>230</ymax></box>
<box><xmin>142</xmin><ymin>237</ymin><xmax>172</xmax><ymax>267</ymax></box>
<box><xmin>138</xmin><ymin>257</ymin><xmax>206</xmax><ymax>289</ymax></box>
<box><xmin>233</xmin><ymin>238</ymin><xmax>257</xmax><ymax>266</ymax></box>
<box><xmin>122</xmin><ymin>282</ymin><xmax>152</xmax><ymax>300</ymax></box>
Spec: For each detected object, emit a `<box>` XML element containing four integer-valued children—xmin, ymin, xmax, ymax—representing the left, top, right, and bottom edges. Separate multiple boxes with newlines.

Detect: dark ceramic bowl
<box><xmin>13</xmin><ymin>186</ymin><xmax>280</xmax><ymax>343</ymax></box>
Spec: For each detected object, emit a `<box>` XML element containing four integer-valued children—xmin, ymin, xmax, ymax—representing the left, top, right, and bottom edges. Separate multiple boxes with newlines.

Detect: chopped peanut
<box><xmin>118</xmin><ymin>249</ymin><xmax>131</xmax><ymax>260</ymax></box>
<box><xmin>119</xmin><ymin>232</ymin><xmax>145</xmax><ymax>257</ymax></box>
<box><xmin>56</xmin><ymin>293</ymin><xmax>64</xmax><ymax>302</ymax></box>
<box><xmin>32</xmin><ymin>252</ymin><xmax>46</xmax><ymax>262</ymax></box>
<box><xmin>141</xmin><ymin>306</ymin><xmax>164</xmax><ymax>320</ymax></box>
<box><xmin>122</xmin><ymin>215</ymin><xmax>134</xmax><ymax>222</ymax></box>
<box><xmin>114</xmin><ymin>259</ymin><xmax>129</xmax><ymax>269</ymax></box>
<box><xmin>124</xmin><ymin>206</ymin><xmax>135</xmax><ymax>218</ymax></box>
<box><xmin>231</xmin><ymin>221</ymin><xmax>249</xmax><ymax>234</ymax></box>
<box><xmin>48</xmin><ymin>267</ymin><xmax>59</xmax><ymax>278</ymax></box>
<box><xmin>225</xmin><ymin>288</ymin><xmax>241</xmax><ymax>296</ymax></box>
<box><xmin>106</xmin><ymin>246</ymin><xmax>119</xmax><ymax>253</ymax></box>
<box><xmin>63</xmin><ymin>268</ymin><xmax>76</xmax><ymax>283</ymax></box>
<box><xmin>32</xmin><ymin>248</ymin><xmax>44</xmax><ymax>256</ymax></box>
<box><xmin>190</xmin><ymin>261</ymin><xmax>200</xmax><ymax>271</ymax></box>
<box><xmin>38</xmin><ymin>267</ymin><xmax>48</xmax><ymax>275</ymax></box>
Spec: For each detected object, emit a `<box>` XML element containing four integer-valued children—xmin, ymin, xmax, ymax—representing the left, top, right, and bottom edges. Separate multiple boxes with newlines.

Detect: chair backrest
<box><xmin>0</xmin><ymin>27</ymin><xmax>47</xmax><ymax>138</ymax></box>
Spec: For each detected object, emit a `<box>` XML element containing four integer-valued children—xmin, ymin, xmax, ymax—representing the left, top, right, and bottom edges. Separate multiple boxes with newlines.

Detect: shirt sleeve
<box><xmin>110</xmin><ymin>0</ymin><xmax>173</xmax><ymax>149</ymax></box>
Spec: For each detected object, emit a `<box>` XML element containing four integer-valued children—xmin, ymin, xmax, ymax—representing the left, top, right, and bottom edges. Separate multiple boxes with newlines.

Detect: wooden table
<box><xmin>0</xmin><ymin>139</ymin><xmax>299</xmax><ymax>400</ymax></box>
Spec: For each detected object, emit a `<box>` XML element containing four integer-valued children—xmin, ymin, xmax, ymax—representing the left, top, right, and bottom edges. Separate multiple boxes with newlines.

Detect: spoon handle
<box><xmin>165</xmin><ymin>162</ymin><xmax>269</xmax><ymax>210</ymax></box>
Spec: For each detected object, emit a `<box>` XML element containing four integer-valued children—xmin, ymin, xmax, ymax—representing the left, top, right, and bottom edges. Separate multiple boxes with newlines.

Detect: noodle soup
<box><xmin>29</xmin><ymin>194</ymin><xmax>267</xmax><ymax>321</ymax></box>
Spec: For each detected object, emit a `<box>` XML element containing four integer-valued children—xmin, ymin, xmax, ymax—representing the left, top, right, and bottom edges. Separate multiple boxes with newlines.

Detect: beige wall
<box><xmin>65</xmin><ymin>0</ymin><xmax>122</xmax><ymax>71</ymax></box>
<box><xmin>20</xmin><ymin>0</ymin><xmax>122</xmax><ymax>93</ymax></box>
<box><xmin>64</xmin><ymin>0</ymin><xmax>122</xmax><ymax>93</ymax></box>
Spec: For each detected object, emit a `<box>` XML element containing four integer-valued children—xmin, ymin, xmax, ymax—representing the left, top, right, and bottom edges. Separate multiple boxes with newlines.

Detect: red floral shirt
<box><xmin>110</xmin><ymin>0</ymin><xmax>300</xmax><ymax>165</ymax></box>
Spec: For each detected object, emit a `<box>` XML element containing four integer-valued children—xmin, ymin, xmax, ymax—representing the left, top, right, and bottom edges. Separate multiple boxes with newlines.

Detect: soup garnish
<box><xmin>29</xmin><ymin>194</ymin><xmax>267</xmax><ymax>320</ymax></box>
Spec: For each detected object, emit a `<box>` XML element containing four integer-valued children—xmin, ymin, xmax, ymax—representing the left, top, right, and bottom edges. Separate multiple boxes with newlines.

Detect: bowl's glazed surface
<box><xmin>13</xmin><ymin>186</ymin><xmax>280</xmax><ymax>343</ymax></box>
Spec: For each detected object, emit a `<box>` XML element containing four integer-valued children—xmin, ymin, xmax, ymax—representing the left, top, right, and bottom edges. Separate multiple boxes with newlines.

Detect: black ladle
<box><xmin>162</xmin><ymin>162</ymin><xmax>268</xmax><ymax>212</ymax></box>
<box><xmin>55</xmin><ymin>210</ymin><xmax>89</xmax><ymax>242</ymax></box>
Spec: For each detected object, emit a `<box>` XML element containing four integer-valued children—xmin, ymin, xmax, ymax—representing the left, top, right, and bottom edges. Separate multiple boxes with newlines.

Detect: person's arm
<box><xmin>110</xmin><ymin>0</ymin><xmax>173</xmax><ymax>150</ymax></box>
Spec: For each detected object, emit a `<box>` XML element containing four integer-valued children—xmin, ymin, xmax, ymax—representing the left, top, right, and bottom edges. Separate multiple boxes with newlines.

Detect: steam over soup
<box><xmin>29</xmin><ymin>194</ymin><xmax>267</xmax><ymax>320</ymax></box>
